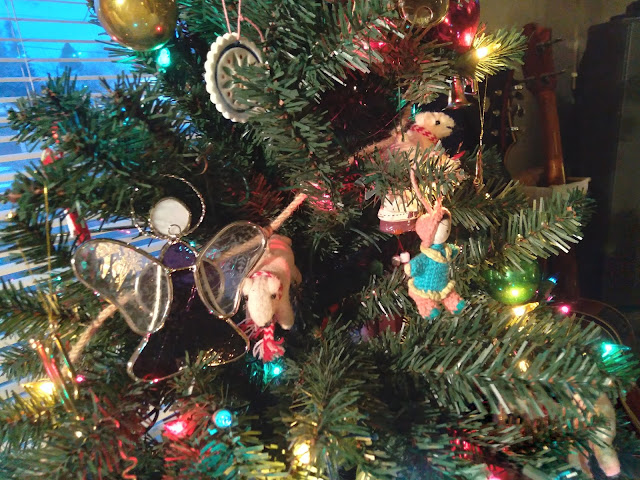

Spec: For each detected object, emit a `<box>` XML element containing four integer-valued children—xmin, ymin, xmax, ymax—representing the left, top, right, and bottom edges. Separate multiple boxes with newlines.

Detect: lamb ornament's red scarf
<box><xmin>239</xmin><ymin>270</ymin><xmax>285</xmax><ymax>362</ymax></box>
<box><xmin>240</xmin><ymin>320</ymin><xmax>284</xmax><ymax>362</ymax></box>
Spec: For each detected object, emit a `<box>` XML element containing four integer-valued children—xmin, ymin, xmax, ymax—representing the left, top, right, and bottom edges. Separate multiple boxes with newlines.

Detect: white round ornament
<box><xmin>149</xmin><ymin>197</ymin><xmax>192</xmax><ymax>238</ymax></box>
<box><xmin>204</xmin><ymin>33</ymin><xmax>263</xmax><ymax>123</ymax></box>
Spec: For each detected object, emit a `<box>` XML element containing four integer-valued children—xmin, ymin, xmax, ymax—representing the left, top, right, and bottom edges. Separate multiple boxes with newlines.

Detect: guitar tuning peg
<box><xmin>536</xmin><ymin>38</ymin><xmax>563</xmax><ymax>52</ymax></box>
<box><xmin>490</xmin><ymin>129</ymin><xmax>499</xmax><ymax>137</ymax></box>
<box><xmin>541</xmin><ymin>69</ymin><xmax>567</xmax><ymax>80</ymax></box>
<box><xmin>492</xmin><ymin>109</ymin><xmax>501</xmax><ymax>117</ymax></box>
<box><xmin>510</xmin><ymin>126</ymin><xmax>523</xmax><ymax>134</ymax></box>
<box><xmin>511</xmin><ymin>84</ymin><xmax>525</xmax><ymax>92</ymax></box>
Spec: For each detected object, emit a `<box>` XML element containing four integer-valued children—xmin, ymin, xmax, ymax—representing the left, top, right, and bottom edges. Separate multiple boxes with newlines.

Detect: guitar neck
<box><xmin>536</xmin><ymin>90</ymin><xmax>566</xmax><ymax>186</ymax></box>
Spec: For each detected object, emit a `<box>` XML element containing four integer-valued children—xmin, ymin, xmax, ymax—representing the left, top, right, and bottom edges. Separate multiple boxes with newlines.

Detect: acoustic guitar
<box><xmin>521</xmin><ymin>23</ymin><xmax>640</xmax><ymax>437</ymax></box>
<box><xmin>520</xmin><ymin>24</ymin><xmax>637</xmax><ymax>347</ymax></box>
<box><xmin>520</xmin><ymin>23</ymin><xmax>582</xmax><ymax>302</ymax></box>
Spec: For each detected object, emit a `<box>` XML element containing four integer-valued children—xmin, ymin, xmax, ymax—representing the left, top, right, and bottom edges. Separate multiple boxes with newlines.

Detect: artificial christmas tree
<box><xmin>0</xmin><ymin>0</ymin><xmax>638</xmax><ymax>479</ymax></box>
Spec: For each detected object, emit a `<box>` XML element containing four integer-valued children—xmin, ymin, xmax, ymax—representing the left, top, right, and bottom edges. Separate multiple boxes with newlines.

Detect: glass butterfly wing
<box><xmin>127</xmin><ymin>241</ymin><xmax>249</xmax><ymax>382</ymax></box>
<box><xmin>72</xmin><ymin>239</ymin><xmax>172</xmax><ymax>336</ymax></box>
<box><xmin>195</xmin><ymin>221</ymin><xmax>267</xmax><ymax>318</ymax></box>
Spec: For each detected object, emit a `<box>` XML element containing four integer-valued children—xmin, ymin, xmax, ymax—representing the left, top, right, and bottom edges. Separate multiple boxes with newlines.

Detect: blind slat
<box><xmin>0</xmin><ymin>152</ymin><xmax>40</xmax><ymax>162</ymax></box>
<box><xmin>0</xmin><ymin>74</ymin><xmax>146</xmax><ymax>83</ymax></box>
<box><xmin>0</xmin><ymin>17</ymin><xmax>92</xmax><ymax>25</ymax></box>
<box><xmin>1</xmin><ymin>92</ymin><xmax>105</xmax><ymax>103</ymax></box>
<box><xmin>0</xmin><ymin>38</ymin><xmax>101</xmax><ymax>44</ymax></box>
<box><xmin>0</xmin><ymin>58</ymin><xmax>116</xmax><ymax>63</ymax></box>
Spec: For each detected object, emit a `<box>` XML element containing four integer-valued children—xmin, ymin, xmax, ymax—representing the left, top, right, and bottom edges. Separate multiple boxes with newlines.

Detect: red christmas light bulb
<box><xmin>164</xmin><ymin>419</ymin><xmax>189</xmax><ymax>438</ymax></box>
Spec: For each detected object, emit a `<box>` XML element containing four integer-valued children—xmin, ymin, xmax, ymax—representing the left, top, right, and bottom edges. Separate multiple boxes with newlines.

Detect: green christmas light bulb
<box><xmin>156</xmin><ymin>47</ymin><xmax>171</xmax><ymax>70</ymax></box>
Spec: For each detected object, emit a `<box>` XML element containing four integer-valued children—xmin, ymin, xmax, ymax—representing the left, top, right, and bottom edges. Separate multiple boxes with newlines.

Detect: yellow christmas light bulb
<box><xmin>475</xmin><ymin>47</ymin><xmax>489</xmax><ymax>59</ymax></box>
<box><xmin>518</xmin><ymin>360</ymin><xmax>529</xmax><ymax>372</ymax></box>
<box><xmin>475</xmin><ymin>43</ymin><xmax>501</xmax><ymax>59</ymax></box>
<box><xmin>511</xmin><ymin>302</ymin><xmax>539</xmax><ymax>317</ymax></box>
<box><xmin>512</xmin><ymin>305</ymin><xmax>527</xmax><ymax>317</ymax></box>
<box><xmin>38</xmin><ymin>380</ymin><xmax>56</xmax><ymax>396</ymax></box>
<box><xmin>293</xmin><ymin>441</ymin><xmax>311</xmax><ymax>465</ymax></box>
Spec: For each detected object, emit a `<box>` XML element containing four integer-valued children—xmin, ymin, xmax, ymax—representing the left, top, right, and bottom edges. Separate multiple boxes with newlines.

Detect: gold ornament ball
<box><xmin>398</xmin><ymin>0</ymin><xmax>449</xmax><ymax>28</ymax></box>
<box><xmin>95</xmin><ymin>0</ymin><xmax>178</xmax><ymax>51</ymax></box>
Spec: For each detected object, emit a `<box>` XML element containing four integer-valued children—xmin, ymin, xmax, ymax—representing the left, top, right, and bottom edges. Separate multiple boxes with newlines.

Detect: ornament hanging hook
<box><xmin>410</xmin><ymin>167</ymin><xmax>435</xmax><ymax>214</ymax></box>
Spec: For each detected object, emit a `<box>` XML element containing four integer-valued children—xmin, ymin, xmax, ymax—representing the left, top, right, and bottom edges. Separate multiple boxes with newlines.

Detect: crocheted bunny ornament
<box><xmin>403</xmin><ymin>169</ymin><xmax>465</xmax><ymax>319</ymax></box>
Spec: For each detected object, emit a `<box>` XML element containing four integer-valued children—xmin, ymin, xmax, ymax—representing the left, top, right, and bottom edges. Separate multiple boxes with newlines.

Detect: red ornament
<box><xmin>429</xmin><ymin>0</ymin><xmax>480</xmax><ymax>53</ymax></box>
<box><xmin>360</xmin><ymin>314</ymin><xmax>405</xmax><ymax>341</ymax></box>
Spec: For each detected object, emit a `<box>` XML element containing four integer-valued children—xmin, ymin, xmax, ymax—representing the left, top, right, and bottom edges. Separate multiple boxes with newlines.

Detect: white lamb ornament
<box><xmin>404</xmin><ymin>111</ymin><xmax>456</xmax><ymax>150</ymax></box>
<box><xmin>240</xmin><ymin>234</ymin><xmax>301</xmax><ymax>362</ymax></box>
<box><xmin>567</xmin><ymin>393</ymin><xmax>620</xmax><ymax>478</ymax></box>
<box><xmin>375</xmin><ymin>111</ymin><xmax>458</xmax><ymax>234</ymax></box>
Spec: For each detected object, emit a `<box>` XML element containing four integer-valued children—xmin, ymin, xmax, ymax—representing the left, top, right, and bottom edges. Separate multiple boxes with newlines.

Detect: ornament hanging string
<box><xmin>475</xmin><ymin>80</ymin><xmax>487</xmax><ymax>189</ymax></box>
<box><xmin>23</xmin><ymin>185</ymin><xmax>80</xmax><ymax>413</ymax></box>
<box><xmin>220</xmin><ymin>0</ymin><xmax>265</xmax><ymax>43</ymax></box>
<box><xmin>67</xmin><ymin>191</ymin><xmax>308</xmax><ymax>365</ymax></box>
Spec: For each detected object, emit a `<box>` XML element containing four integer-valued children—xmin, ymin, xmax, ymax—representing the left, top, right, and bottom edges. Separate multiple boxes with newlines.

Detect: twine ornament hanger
<box><xmin>204</xmin><ymin>0</ymin><xmax>266</xmax><ymax>123</ymax></box>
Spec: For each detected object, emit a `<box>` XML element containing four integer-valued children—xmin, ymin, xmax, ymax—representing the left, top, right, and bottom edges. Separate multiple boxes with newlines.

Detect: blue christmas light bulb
<box><xmin>213</xmin><ymin>409</ymin><xmax>233</xmax><ymax>428</ymax></box>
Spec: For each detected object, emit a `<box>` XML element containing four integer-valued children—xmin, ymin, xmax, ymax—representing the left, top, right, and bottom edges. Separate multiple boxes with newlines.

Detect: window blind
<box><xmin>0</xmin><ymin>0</ymin><xmax>164</xmax><ymax>397</ymax></box>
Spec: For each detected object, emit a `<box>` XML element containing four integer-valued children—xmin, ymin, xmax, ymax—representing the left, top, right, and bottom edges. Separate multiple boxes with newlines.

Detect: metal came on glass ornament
<box><xmin>95</xmin><ymin>0</ymin><xmax>178</xmax><ymax>51</ymax></box>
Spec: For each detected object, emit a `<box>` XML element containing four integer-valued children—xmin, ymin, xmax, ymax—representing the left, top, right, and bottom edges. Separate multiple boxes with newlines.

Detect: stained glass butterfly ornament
<box><xmin>71</xmin><ymin>177</ymin><xmax>267</xmax><ymax>382</ymax></box>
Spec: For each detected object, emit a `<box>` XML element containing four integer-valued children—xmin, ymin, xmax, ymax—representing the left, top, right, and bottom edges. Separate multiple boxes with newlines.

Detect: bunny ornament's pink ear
<box><xmin>410</xmin><ymin>168</ymin><xmax>448</xmax><ymax>247</ymax></box>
